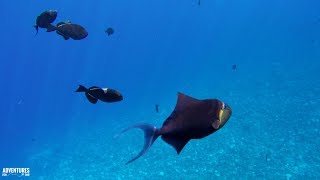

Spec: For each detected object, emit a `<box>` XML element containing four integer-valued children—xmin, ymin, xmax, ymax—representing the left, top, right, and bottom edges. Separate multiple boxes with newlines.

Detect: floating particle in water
<box><xmin>18</xmin><ymin>99</ymin><xmax>23</xmax><ymax>105</ymax></box>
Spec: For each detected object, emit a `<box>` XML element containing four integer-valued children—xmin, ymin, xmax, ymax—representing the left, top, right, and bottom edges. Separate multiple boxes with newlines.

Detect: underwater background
<box><xmin>1</xmin><ymin>0</ymin><xmax>320</xmax><ymax>179</ymax></box>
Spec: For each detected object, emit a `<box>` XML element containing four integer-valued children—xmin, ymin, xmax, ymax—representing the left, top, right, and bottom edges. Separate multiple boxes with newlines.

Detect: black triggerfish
<box><xmin>34</xmin><ymin>10</ymin><xmax>58</xmax><ymax>35</ymax></box>
<box><xmin>75</xmin><ymin>85</ymin><xmax>123</xmax><ymax>104</ymax></box>
<box><xmin>47</xmin><ymin>23</ymin><xmax>88</xmax><ymax>40</ymax></box>
<box><xmin>105</xmin><ymin>27</ymin><xmax>114</xmax><ymax>36</ymax></box>
<box><xmin>114</xmin><ymin>92</ymin><xmax>232</xmax><ymax>164</ymax></box>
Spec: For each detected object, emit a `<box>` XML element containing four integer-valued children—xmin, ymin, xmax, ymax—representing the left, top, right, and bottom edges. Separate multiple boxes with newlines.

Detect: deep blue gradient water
<box><xmin>1</xmin><ymin>0</ymin><xmax>320</xmax><ymax>179</ymax></box>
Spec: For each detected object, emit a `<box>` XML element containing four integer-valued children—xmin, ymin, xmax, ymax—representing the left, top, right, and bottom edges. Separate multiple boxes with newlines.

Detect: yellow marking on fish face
<box><xmin>219</xmin><ymin>102</ymin><xmax>225</xmax><ymax>121</ymax></box>
<box><xmin>218</xmin><ymin>102</ymin><xmax>232</xmax><ymax>128</ymax></box>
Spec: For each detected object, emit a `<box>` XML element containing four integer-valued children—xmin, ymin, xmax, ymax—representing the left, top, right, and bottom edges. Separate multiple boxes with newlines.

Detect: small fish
<box><xmin>75</xmin><ymin>85</ymin><xmax>123</xmax><ymax>104</ymax></box>
<box><xmin>198</xmin><ymin>0</ymin><xmax>200</xmax><ymax>6</ymax></box>
<box><xmin>34</xmin><ymin>10</ymin><xmax>58</xmax><ymax>35</ymax></box>
<box><xmin>105</xmin><ymin>27</ymin><xmax>114</xmax><ymax>36</ymax></box>
<box><xmin>114</xmin><ymin>92</ymin><xmax>232</xmax><ymax>164</ymax></box>
<box><xmin>156</xmin><ymin>104</ymin><xmax>159</xmax><ymax>113</ymax></box>
<box><xmin>47</xmin><ymin>23</ymin><xmax>88</xmax><ymax>40</ymax></box>
<box><xmin>232</xmin><ymin>64</ymin><xmax>237</xmax><ymax>70</ymax></box>
<box><xmin>31</xmin><ymin>138</ymin><xmax>36</xmax><ymax>142</ymax></box>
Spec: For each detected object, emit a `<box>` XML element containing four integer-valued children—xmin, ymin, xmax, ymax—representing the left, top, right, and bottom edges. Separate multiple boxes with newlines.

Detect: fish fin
<box><xmin>34</xmin><ymin>25</ymin><xmax>38</xmax><ymax>36</ymax></box>
<box><xmin>85</xmin><ymin>92</ymin><xmax>98</xmax><ymax>104</ymax></box>
<box><xmin>46</xmin><ymin>24</ymin><xmax>56</xmax><ymax>32</ymax></box>
<box><xmin>75</xmin><ymin>85</ymin><xmax>87</xmax><ymax>92</ymax></box>
<box><xmin>212</xmin><ymin>119</ymin><xmax>220</xmax><ymax>129</ymax></box>
<box><xmin>175</xmin><ymin>92</ymin><xmax>200</xmax><ymax>112</ymax></box>
<box><xmin>114</xmin><ymin>123</ymin><xmax>159</xmax><ymax>165</ymax></box>
<box><xmin>63</xmin><ymin>36</ymin><xmax>70</xmax><ymax>40</ymax></box>
<box><xmin>161</xmin><ymin>135</ymin><xmax>190</xmax><ymax>154</ymax></box>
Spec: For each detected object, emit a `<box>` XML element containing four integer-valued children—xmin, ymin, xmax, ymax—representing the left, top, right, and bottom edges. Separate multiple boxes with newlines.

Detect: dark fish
<box><xmin>56</xmin><ymin>20</ymin><xmax>72</xmax><ymax>40</ymax></box>
<box><xmin>34</xmin><ymin>10</ymin><xmax>57</xmax><ymax>35</ymax></box>
<box><xmin>114</xmin><ymin>92</ymin><xmax>232</xmax><ymax>164</ymax></box>
<box><xmin>232</xmin><ymin>64</ymin><xmax>237</xmax><ymax>70</ymax></box>
<box><xmin>198</xmin><ymin>0</ymin><xmax>200</xmax><ymax>6</ymax></box>
<box><xmin>156</xmin><ymin>104</ymin><xmax>159</xmax><ymax>113</ymax></box>
<box><xmin>75</xmin><ymin>85</ymin><xmax>123</xmax><ymax>104</ymax></box>
<box><xmin>31</xmin><ymin>138</ymin><xmax>36</xmax><ymax>142</ymax></box>
<box><xmin>105</xmin><ymin>27</ymin><xmax>114</xmax><ymax>36</ymax></box>
<box><xmin>48</xmin><ymin>23</ymin><xmax>88</xmax><ymax>40</ymax></box>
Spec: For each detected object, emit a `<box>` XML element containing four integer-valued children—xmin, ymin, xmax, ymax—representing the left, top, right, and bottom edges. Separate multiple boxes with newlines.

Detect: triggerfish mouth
<box><xmin>114</xmin><ymin>92</ymin><xmax>232</xmax><ymax>164</ymax></box>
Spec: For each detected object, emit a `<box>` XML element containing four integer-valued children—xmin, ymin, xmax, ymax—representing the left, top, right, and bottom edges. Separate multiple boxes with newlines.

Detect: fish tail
<box><xmin>114</xmin><ymin>123</ymin><xmax>159</xmax><ymax>165</ymax></box>
<box><xmin>46</xmin><ymin>24</ymin><xmax>56</xmax><ymax>32</ymax></box>
<box><xmin>75</xmin><ymin>85</ymin><xmax>88</xmax><ymax>92</ymax></box>
<box><xmin>34</xmin><ymin>25</ymin><xmax>38</xmax><ymax>35</ymax></box>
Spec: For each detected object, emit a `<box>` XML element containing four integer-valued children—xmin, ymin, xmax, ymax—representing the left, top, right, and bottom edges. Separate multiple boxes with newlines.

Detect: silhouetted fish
<box><xmin>34</xmin><ymin>10</ymin><xmax>57</xmax><ymax>35</ymax></box>
<box><xmin>105</xmin><ymin>27</ymin><xmax>114</xmax><ymax>36</ymax></box>
<box><xmin>232</xmin><ymin>64</ymin><xmax>237</xmax><ymax>70</ymax></box>
<box><xmin>75</xmin><ymin>85</ymin><xmax>123</xmax><ymax>104</ymax></box>
<box><xmin>48</xmin><ymin>23</ymin><xmax>88</xmax><ymax>40</ymax></box>
<box><xmin>114</xmin><ymin>92</ymin><xmax>232</xmax><ymax>164</ymax></box>
<box><xmin>156</xmin><ymin>104</ymin><xmax>159</xmax><ymax>113</ymax></box>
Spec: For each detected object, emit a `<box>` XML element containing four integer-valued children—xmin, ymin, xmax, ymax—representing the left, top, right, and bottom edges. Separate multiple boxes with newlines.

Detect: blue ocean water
<box><xmin>1</xmin><ymin>0</ymin><xmax>320</xmax><ymax>178</ymax></box>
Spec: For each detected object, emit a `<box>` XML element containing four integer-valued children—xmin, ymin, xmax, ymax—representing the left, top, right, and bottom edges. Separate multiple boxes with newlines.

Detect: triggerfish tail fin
<box><xmin>114</xmin><ymin>123</ymin><xmax>159</xmax><ymax>165</ymax></box>
<box><xmin>34</xmin><ymin>25</ymin><xmax>38</xmax><ymax>36</ymax></box>
<box><xmin>75</xmin><ymin>85</ymin><xmax>87</xmax><ymax>92</ymax></box>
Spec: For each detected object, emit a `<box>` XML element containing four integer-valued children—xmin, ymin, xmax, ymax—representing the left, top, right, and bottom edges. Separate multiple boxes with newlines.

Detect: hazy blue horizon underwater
<box><xmin>1</xmin><ymin>0</ymin><xmax>320</xmax><ymax>179</ymax></box>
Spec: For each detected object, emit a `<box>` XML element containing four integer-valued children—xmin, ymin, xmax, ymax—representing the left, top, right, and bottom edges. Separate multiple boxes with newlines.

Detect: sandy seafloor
<box><xmin>25</xmin><ymin>62</ymin><xmax>320</xmax><ymax>179</ymax></box>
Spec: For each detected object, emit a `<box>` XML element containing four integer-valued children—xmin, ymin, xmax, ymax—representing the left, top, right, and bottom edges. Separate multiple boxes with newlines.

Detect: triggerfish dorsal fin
<box><xmin>161</xmin><ymin>135</ymin><xmax>190</xmax><ymax>154</ymax></box>
<box><xmin>175</xmin><ymin>92</ymin><xmax>200</xmax><ymax>112</ymax></box>
<box><xmin>113</xmin><ymin>123</ymin><xmax>159</xmax><ymax>165</ymax></box>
